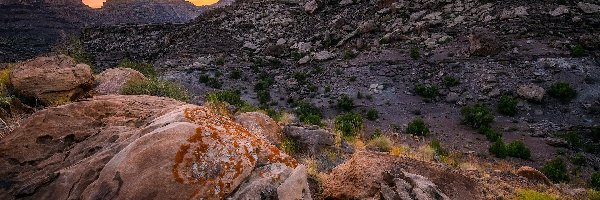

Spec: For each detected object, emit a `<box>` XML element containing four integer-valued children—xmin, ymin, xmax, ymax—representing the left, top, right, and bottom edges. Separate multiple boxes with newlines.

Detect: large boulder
<box><xmin>10</xmin><ymin>55</ymin><xmax>94</xmax><ymax>106</ymax></box>
<box><xmin>517</xmin><ymin>84</ymin><xmax>545</xmax><ymax>102</ymax></box>
<box><xmin>322</xmin><ymin>151</ymin><xmax>481</xmax><ymax>199</ymax></box>
<box><xmin>283</xmin><ymin>124</ymin><xmax>336</xmax><ymax>153</ymax></box>
<box><xmin>94</xmin><ymin>67</ymin><xmax>147</xmax><ymax>95</ymax></box>
<box><xmin>236</xmin><ymin>112</ymin><xmax>283</xmax><ymax>145</ymax></box>
<box><xmin>516</xmin><ymin>166</ymin><xmax>552</xmax><ymax>186</ymax></box>
<box><xmin>0</xmin><ymin>95</ymin><xmax>304</xmax><ymax>200</ymax></box>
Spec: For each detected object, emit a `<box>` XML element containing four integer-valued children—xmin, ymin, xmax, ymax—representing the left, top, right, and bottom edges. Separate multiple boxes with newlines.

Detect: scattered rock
<box><xmin>313</xmin><ymin>50</ymin><xmax>336</xmax><ymax>61</ymax></box>
<box><xmin>304</xmin><ymin>0</ymin><xmax>318</xmax><ymax>14</ymax></box>
<box><xmin>94</xmin><ymin>67</ymin><xmax>147</xmax><ymax>95</ymax></box>
<box><xmin>10</xmin><ymin>55</ymin><xmax>94</xmax><ymax>106</ymax></box>
<box><xmin>516</xmin><ymin>84</ymin><xmax>545</xmax><ymax>102</ymax></box>
<box><xmin>500</xmin><ymin>6</ymin><xmax>528</xmax><ymax>19</ymax></box>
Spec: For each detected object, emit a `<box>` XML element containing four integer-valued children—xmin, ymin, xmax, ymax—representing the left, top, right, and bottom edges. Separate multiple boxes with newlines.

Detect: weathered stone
<box><xmin>94</xmin><ymin>67</ymin><xmax>147</xmax><ymax>95</ymax></box>
<box><xmin>469</xmin><ymin>29</ymin><xmax>501</xmax><ymax>56</ymax></box>
<box><xmin>236</xmin><ymin>112</ymin><xmax>283</xmax><ymax>145</ymax></box>
<box><xmin>578</xmin><ymin>2</ymin><xmax>600</xmax><ymax>14</ymax></box>
<box><xmin>304</xmin><ymin>0</ymin><xmax>317</xmax><ymax>13</ymax></box>
<box><xmin>549</xmin><ymin>5</ymin><xmax>569</xmax><ymax>16</ymax></box>
<box><xmin>516</xmin><ymin>166</ymin><xmax>552</xmax><ymax>186</ymax></box>
<box><xmin>517</xmin><ymin>84</ymin><xmax>545</xmax><ymax>101</ymax></box>
<box><xmin>283</xmin><ymin>125</ymin><xmax>335</xmax><ymax>153</ymax></box>
<box><xmin>10</xmin><ymin>55</ymin><xmax>94</xmax><ymax>106</ymax></box>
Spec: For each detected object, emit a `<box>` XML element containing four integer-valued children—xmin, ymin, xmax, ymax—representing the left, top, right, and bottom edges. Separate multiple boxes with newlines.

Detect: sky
<box><xmin>81</xmin><ymin>0</ymin><xmax>219</xmax><ymax>8</ymax></box>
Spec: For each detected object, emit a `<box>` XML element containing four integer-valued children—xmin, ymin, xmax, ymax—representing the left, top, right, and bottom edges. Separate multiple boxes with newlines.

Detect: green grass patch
<box><xmin>121</xmin><ymin>78</ymin><xmax>191</xmax><ymax>102</ymax></box>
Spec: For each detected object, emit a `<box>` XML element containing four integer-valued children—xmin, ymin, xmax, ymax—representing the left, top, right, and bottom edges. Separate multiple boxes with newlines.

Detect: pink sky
<box><xmin>81</xmin><ymin>0</ymin><xmax>218</xmax><ymax>8</ymax></box>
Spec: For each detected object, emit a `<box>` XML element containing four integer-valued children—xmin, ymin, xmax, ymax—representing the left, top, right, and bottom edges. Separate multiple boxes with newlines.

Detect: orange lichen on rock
<box><xmin>171</xmin><ymin>107</ymin><xmax>297</xmax><ymax>199</ymax></box>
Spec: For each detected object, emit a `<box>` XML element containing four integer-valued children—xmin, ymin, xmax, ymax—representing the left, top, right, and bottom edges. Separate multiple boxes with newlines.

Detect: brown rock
<box><xmin>10</xmin><ymin>55</ymin><xmax>94</xmax><ymax>106</ymax></box>
<box><xmin>94</xmin><ymin>67</ymin><xmax>147</xmax><ymax>95</ymax></box>
<box><xmin>236</xmin><ymin>112</ymin><xmax>283</xmax><ymax>145</ymax></box>
<box><xmin>516</xmin><ymin>166</ymin><xmax>553</xmax><ymax>186</ymax></box>
<box><xmin>322</xmin><ymin>151</ymin><xmax>481</xmax><ymax>199</ymax></box>
<box><xmin>469</xmin><ymin>29</ymin><xmax>501</xmax><ymax>56</ymax></box>
<box><xmin>0</xmin><ymin>95</ymin><xmax>298</xmax><ymax>200</ymax></box>
<box><xmin>517</xmin><ymin>84</ymin><xmax>545</xmax><ymax>102</ymax></box>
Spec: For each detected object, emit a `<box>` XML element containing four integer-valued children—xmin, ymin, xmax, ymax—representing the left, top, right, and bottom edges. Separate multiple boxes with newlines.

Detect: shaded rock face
<box><xmin>99</xmin><ymin>0</ymin><xmax>204</xmax><ymax>25</ymax></box>
<box><xmin>94</xmin><ymin>67</ymin><xmax>147</xmax><ymax>95</ymax></box>
<box><xmin>322</xmin><ymin>151</ymin><xmax>481</xmax><ymax>199</ymax></box>
<box><xmin>283</xmin><ymin>125</ymin><xmax>335</xmax><ymax>153</ymax></box>
<box><xmin>10</xmin><ymin>55</ymin><xmax>94</xmax><ymax>106</ymax></box>
<box><xmin>469</xmin><ymin>28</ymin><xmax>501</xmax><ymax>56</ymax></box>
<box><xmin>235</xmin><ymin>112</ymin><xmax>283</xmax><ymax>145</ymax></box>
<box><xmin>0</xmin><ymin>95</ymin><xmax>302</xmax><ymax>200</ymax></box>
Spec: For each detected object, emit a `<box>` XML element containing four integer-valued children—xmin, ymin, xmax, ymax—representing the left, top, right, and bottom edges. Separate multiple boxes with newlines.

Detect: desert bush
<box><xmin>122</xmin><ymin>78</ymin><xmax>190</xmax><ymax>102</ymax></box>
<box><xmin>335</xmin><ymin>112</ymin><xmax>363</xmax><ymax>138</ymax></box>
<box><xmin>506</xmin><ymin>140</ymin><xmax>531</xmax><ymax>159</ymax></box>
<box><xmin>366</xmin><ymin>108</ymin><xmax>379</xmax><ymax>121</ymax></box>
<box><xmin>294</xmin><ymin>101</ymin><xmax>323</xmax><ymax>126</ymax></box>
<box><xmin>343</xmin><ymin>49</ymin><xmax>357</xmax><ymax>60</ymax></box>
<box><xmin>414</xmin><ymin>84</ymin><xmax>439</xmax><ymax>99</ymax></box>
<box><xmin>409</xmin><ymin>48</ymin><xmax>420</xmax><ymax>59</ymax></box>
<box><xmin>280</xmin><ymin>137</ymin><xmax>298</xmax><ymax>155</ymax></box>
<box><xmin>206</xmin><ymin>90</ymin><xmax>247</xmax><ymax>108</ymax></box>
<box><xmin>562</xmin><ymin>131</ymin><xmax>582</xmax><ymax>150</ymax></box>
<box><xmin>118</xmin><ymin>58</ymin><xmax>157</xmax><ymax>78</ymax></box>
<box><xmin>592</xmin><ymin>172</ymin><xmax>600</xmax><ymax>190</ymax></box>
<box><xmin>548</xmin><ymin>82</ymin><xmax>577</xmax><ymax>102</ymax></box>
<box><xmin>367</xmin><ymin>135</ymin><xmax>393</xmax><ymax>152</ymax></box>
<box><xmin>571</xmin><ymin>152</ymin><xmax>587</xmax><ymax>166</ymax></box>
<box><xmin>489</xmin><ymin>140</ymin><xmax>508</xmax><ymax>158</ymax></box>
<box><xmin>571</xmin><ymin>44</ymin><xmax>585</xmax><ymax>57</ymax></box>
<box><xmin>337</xmin><ymin>95</ymin><xmax>354</xmax><ymax>111</ymax></box>
<box><xmin>590</xmin><ymin>189</ymin><xmax>600</xmax><ymax>200</ymax></box>
<box><xmin>406</xmin><ymin>117</ymin><xmax>430</xmax><ymax>136</ymax></box>
<box><xmin>255</xmin><ymin>75</ymin><xmax>274</xmax><ymax>105</ymax></box>
<box><xmin>498</xmin><ymin>95</ymin><xmax>518</xmax><ymax>116</ymax></box>
<box><xmin>541</xmin><ymin>157</ymin><xmax>570</xmax><ymax>183</ymax></box>
<box><xmin>516</xmin><ymin>189</ymin><xmax>557</xmax><ymax>200</ymax></box>
<box><xmin>430</xmin><ymin>139</ymin><xmax>449</xmax><ymax>157</ymax></box>
<box><xmin>229</xmin><ymin>69</ymin><xmax>241</xmax><ymax>79</ymax></box>
<box><xmin>199</xmin><ymin>74</ymin><xmax>223</xmax><ymax>89</ymax></box>
<box><xmin>443</xmin><ymin>76</ymin><xmax>460</xmax><ymax>87</ymax></box>
<box><xmin>461</xmin><ymin>104</ymin><xmax>494</xmax><ymax>128</ymax></box>
<box><xmin>479</xmin><ymin>127</ymin><xmax>502</xmax><ymax>142</ymax></box>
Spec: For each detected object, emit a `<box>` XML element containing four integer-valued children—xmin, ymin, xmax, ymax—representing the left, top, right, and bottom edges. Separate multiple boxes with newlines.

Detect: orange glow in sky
<box><xmin>81</xmin><ymin>0</ymin><xmax>218</xmax><ymax>8</ymax></box>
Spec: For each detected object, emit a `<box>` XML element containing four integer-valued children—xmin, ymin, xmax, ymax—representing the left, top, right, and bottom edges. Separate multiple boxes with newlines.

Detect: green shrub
<box><xmin>443</xmin><ymin>76</ymin><xmax>460</xmax><ymax>87</ymax></box>
<box><xmin>592</xmin><ymin>172</ymin><xmax>600</xmax><ymax>190</ymax></box>
<box><xmin>498</xmin><ymin>95</ymin><xmax>518</xmax><ymax>116</ymax></box>
<box><xmin>479</xmin><ymin>127</ymin><xmax>502</xmax><ymax>142</ymax></box>
<box><xmin>406</xmin><ymin>117</ymin><xmax>429</xmax><ymax>136</ymax></box>
<box><xmin>571</xmin><ymin>44</ymin><xmax>585</xmax><ymax>57</ymax></box>
<box><xmin>199</xmin><ymin>74</ymin><xmax>223</xmax><ymax>89</ymax></box>
<box><xmin>372</xmin><ymin>128</ymin><xmax>383</xmax><ymax>139</ymax></box>
<box><xmin>461</xmin><ymin>104</ymin><xmax>494</xmax><ymax>129</ymax></box>
<box><xmin>215</xmin><ymin>56</ymin><xmax>225</xmax><ymax>65</ymax></box>
<box><xmin>366</xmin><ymin>108</ymin><xmax>379</xmax><ymax>121</ymax></box>
<box><xmin>294</xmin><ymin>101</ymin><xmax>322</xmax><ymax>126</ymax></box>
<box><xmin>571</xmin><ymin>152</ymin><xmax>586</xmax><ymax>166</ymax></box>
<box><xmin>254</xmin><ymin>75</ymin><xmax>274</xmax><ymax>105</ymax></box>
<box><xmin>414</xmin><ymin>84</ymin><xmax>439</xmax><ymax>99</ymax></box>
<box><xmin>430</xmin><ymin>139</ymin><xmax>449</xmax><ymax>157</ymax></box>
<box><xmin>118</xmin><ymin>58</ymin><xmax>157</xmax><ymax>78</ymax></box>
<box><xmin>206</xmin><ymin>90</ymin><xmax>247</xmax><ymax>108</ymax></box>
<box><xmin>489</xmin><ymin>140</ymin><xmax>508</xmax><ymax>158</ymax></box>
<box><xmin>409</xmin><ymin>48</ymin><xmax>420</xmax><ymax>59</ymax></box>
<box><xmin>344</xmin><ymin>50</ymin><xmax>357</xmax><ymax>60</ymax></box>
<box><xmin>516</xmin><ymin>189</ymin><xmax>557</xmax><ymax>200</ymax></box>
<box><xmin>541</xmin><ymin>157</ymin><xmax>570</xmax><ymax>183</ymax></box>
<box><xmin>548</xmin><ymin>82</ymin><xmax>577</xmax><ymax>102</ymax></box>
<box><xmin>229</xmin><ymin>69</ymin><xmax>241</xmax><ymax>79</ymax></box>
<box><xmin>337</xmin><ymin>95</ymin><xmax>354</xmax><ymax>111</ymax></box>
<box><xmin>280</xmin><ymin>137</ymin><xmax>298</xmax><ymax>154</ymax></box>
<box><xmin>563</xmin><ymin>131</ymin><xmax>582</xmax><ymax>150</ymax></box>
<box><xmin>506</xmin><ymin>140</ymin><xmax>531</xmax><ymax>159</ymax></box>
<box><xmin>335</xmin><ymin>112</ymin><xmax>363</xmax><ymax>138</ymax></box>
<box><xmin>292</xmin><ymin>72</ymin><xmax>308</xmax><ymax>85</ymax></box>
<box><xmin>122</xmin><ymin>78</ymin><xmax>191</xmax><ymax>102</ymax></box>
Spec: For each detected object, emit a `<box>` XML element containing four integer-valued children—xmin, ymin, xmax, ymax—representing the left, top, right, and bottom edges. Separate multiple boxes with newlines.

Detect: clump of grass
<box><xmin>367</xmin><ymin>134</ymin><xmax>393</xmax><ymax>152</ymax></box>
<box><xmin>117</xmin><ymin>58</ymin><xmax>157</xmax><ymax>78</ymax></box>
<box><xmin>0</xmin><ymin>66</ymin><xmax>14</xmax><ymax>107</ymax></box>
<box><xmin>541</xmin><ymin>157</ymin><xmax>570</xmax><ymax>183</ymax></box>
<box><xmin>429</xmin><ymin>139</ymin><xmax>449</xmax><ymax>157</ymax></box>
<box><xmin>343</xmin><ymin>49</ymin><xmax>357</xmax><ymax>60</ymax></box>
<box><xmin>406</xmin><ymin>117</ymin><xmax>430</xmax><ymax>136</ymax></box>
<box><xmin>280</xmin><ymin>136</ymin><xmax>298</xmax><ymax>155</ymax></box>
<box><xmin>206</xmin><ymin>90</ymin><xmax>247</xmax><ymax>108</ymax></box>
<box><xmin>294</xmin><ymin>101</ymin><xmax>323</xmax><ymax>126</ymax></box>
<box><xmin>443</xmin><ymin>76</ymin><xmax>460</xmax><ymax>87</ymax></box>
<box><xmin>414</xmin><ymin>84</ymin><xmax>439</xmax><ymax>99</ymax></box>
<box><xmin>498</xmin><ymin>95</ymin><xmax>518</xmax><ymax>116</ymax></box>
<box><xmin>589</xmin><ymin>189</ymin><xmax>600</xmax><ymax>200</ymax></box>
<box><xmin>478</xmin><ymin>127</ymin><xmax>502</xmax><ymax>142</ymax></box>
<box><xmin>229</xmin><ymin>69</ymin><xmax>241</xmax><ymax>79</ymax></box>
<box><xmin>337</xmin><ymin>95</ymin><xmax>354</xmax><ymax>111</ymax></box>
<box><xmin>591</xmin><ymin>172</ymin><xmax>600</xmax><ymax>190</ymax></box>
<box><xmin>199</xmin><ymin>74</ymin><xmax>223</xmax><ymax>89</ymax></box>
<box><xmin>515</xmin><ymin>189</ymin><xmax>557</xmax><ymax>200</ymax></box>
<box><xmin>548</xmin><ymin>82</ymin><xmax>577</xmax><ymax>103</ymax></box>
<box><xmin>366</xmin><ymin>108</ymin><xmax>379</xmax><ymax>121</ymax></box>
<box><xmin>461</xmin><ymin>104</ymin><xmax>494</xmax><ymax>129</ymax></box>
<box><xmin>121</xmin><ymin>78</ymin><xmax>191</xmax><ymax>102</ymax></box>
<box><xmin>335</xmin><ymin>112</ymin><xmax>363</xmax><ymax>138</ymax></box>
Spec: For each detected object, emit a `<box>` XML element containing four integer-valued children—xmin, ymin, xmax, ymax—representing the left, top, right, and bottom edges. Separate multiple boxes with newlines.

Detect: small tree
<box><xmin>541</xmin><ymin>157</ymin><xmax>570</xmax><ymax>183</ymax></box>
<box><xmin>461</xmin><ymin>104</ymin><xmax>494</xmax><ymax>128</ymax></box>
<box><xmin>406</xmin><ymin>117</ymin><xmax>430</xmax><ymax>136</ymax></box>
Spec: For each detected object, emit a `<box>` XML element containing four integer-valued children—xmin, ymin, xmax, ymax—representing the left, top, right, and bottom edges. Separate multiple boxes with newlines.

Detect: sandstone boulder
<box><xmin>516</xmin><ymin>166</ymin><xmax>552</xmax><ymax>186</ymax></box>
<box><xmin>517</xmin><ymin>84</ymin><xmax>545</xmax><ymax>101</ymax></box>
<box><xmin>0</xmin><ymin>95</ymin><xmax>302</xmax><ymax>200</ymax></box>
<box><xmin>236</xmin><ymin>112</ymin><xmax>283</xmax><ymax>145</ymax></box>
<box><xmin>10</xmin><ymin>55</ymin><xmax>94</xmax><ymax>106</ymax></box>
<box><xmin>94</xmin><ymin>67</ymin><xmax>147</xmax><ymax>95</ymax></box>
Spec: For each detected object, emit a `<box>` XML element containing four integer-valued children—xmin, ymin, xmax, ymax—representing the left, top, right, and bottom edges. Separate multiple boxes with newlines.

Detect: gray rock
<box><xmin>283</xmin><ymin>125</ymin><xmax>335</xmax><ymax>153</ymax></box>
<box><xmin>313</xmin><ymin>50</ymin><xmax>336</xmax><ymax>61</ymax></box>
<box><xmin>578</xmin><ymin>2</ymin><xmax>600</xmax><ymax>14</ymax></box>
<box><xmin>304</xmin><ymin>0</ymin><xmax>318</xmax><ymax>13</ymax></box>
<box><xmin>446</xmin><ymin>92</ymin><xmax>460</xmax><ymax>103</ymax></box>
<box><xmin>516</xmin><ymin>84</ymin><xmax>545</xmax><ymax>102</ymax></box>
<box><xmin>549</xmin><ymin>5</ymin><xmax>569</xmax><ymax>16</ymax></box>
<box><xmin>277</xmin><ymin>165</ymin><xmax>312</xmax><ymax>200</ymax></box>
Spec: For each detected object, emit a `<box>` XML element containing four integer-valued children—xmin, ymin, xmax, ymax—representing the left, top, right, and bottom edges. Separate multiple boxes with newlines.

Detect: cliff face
<box><xmin>99</xmin><ymin>0</ymin><xmax>204</xmax><ymax>25</ymax></box>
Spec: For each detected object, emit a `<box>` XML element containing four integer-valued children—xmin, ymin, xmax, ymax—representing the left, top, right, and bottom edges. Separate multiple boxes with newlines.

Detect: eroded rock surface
<box><xmin>94</xmin><ymin>67</ymin><xmax>147</xmax><ymax>95</ymax></box>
